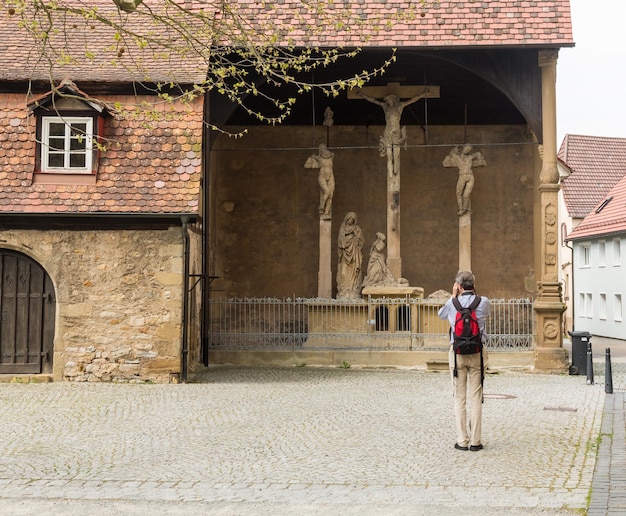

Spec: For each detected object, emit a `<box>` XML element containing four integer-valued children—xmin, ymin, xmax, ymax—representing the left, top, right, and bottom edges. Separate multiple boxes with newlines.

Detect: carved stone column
<box><xmin>534</xmin><ymin>49</ymin><xmax>568</xmax><ymax>372</ymax></box>
<box><xmin>387</xmin><ymin>175</ymin><xmax>401</xmax><ymax>279</ymax></box>
<box><xmin>318</xmin><ymin>219</ymin><xmax>332</xmax><ymax>298</ymax></box>
<box><xmin>459</xmin><ymin>212</ymin><xmax>471</xmax><ymax>271</ymax></box>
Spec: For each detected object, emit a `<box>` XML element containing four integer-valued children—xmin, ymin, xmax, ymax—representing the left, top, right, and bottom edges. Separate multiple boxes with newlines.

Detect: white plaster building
<box><xmin>567</xmin><ymin>174</ymin><xmax>626</xmax><ymax>338</ymax></box>
<box><xmin>558</xmin><ymin>135</ymin><xmax>626</xmax><ymax>333</ymax></box>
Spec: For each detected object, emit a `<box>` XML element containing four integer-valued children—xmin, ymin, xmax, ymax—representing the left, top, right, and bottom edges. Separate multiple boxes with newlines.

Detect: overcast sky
<box><xmin>557</xmin><ymin>0</ymin><xmax>626</xmax><ymax>144</ymax></box>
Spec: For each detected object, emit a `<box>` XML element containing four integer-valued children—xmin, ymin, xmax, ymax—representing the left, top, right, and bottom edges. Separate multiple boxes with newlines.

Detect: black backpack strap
<box><xmin>451</xmin><ymin>297</ymin><xmax>460</xmax><ymax>378</ymax></box>
<box><xmin>472</xmin><ymin>294</ymin><xmax>485</xmax><ymax>402</ymax></box>
<box><xmin>452</xmin><ymin>295</ymin><xmax>481</xmax><ymax>312</ymax></box>
<box><xmin>469</xmin><ymin>295</ymin><xmax>481</xmax><ymax>311</ymax></box>
<box><xmin>480</xmin><ymin>348</ymin><xmax>485</xmax><ymax>403</ymax></box>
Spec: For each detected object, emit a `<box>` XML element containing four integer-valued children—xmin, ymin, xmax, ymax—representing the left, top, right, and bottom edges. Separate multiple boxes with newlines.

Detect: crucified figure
<box><xmin>358</xmin><ymin>89</ymin><xmax>428</xmax><ymax>178</ymax></box>
<box><xmin>443</xmin><ymin>145</ymin><xmax>486</xmax><ymax>215</ymax></box>
<box><xmin>304</xmin><ymin>143</ymin><xmax>335</xmax><ymax>220</ymax></box>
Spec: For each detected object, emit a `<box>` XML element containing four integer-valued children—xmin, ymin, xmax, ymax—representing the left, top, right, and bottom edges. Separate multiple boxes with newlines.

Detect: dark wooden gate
<box><xmin>0</xmin><ymin>250</ymin><xmax>55</xmax><ymax>374</ymax></box>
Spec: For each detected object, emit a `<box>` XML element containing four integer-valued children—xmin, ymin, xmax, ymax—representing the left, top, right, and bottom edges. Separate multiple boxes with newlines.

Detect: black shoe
<box><xmin>470</xmin><ymin>444</ymin><xmax>484</xmax><ymax>451</ymax></box>
<box><xmin>454</xmin><ymin>443</ymin><xmax>469</xmax><ymax>451</ymax></box>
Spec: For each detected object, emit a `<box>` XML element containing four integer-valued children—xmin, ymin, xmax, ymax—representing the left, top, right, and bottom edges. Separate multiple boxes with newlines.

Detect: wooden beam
<box><xmin>348</xmin><ymin>83</ymin><xmax>440</xmax><ymax>99</ymax></box>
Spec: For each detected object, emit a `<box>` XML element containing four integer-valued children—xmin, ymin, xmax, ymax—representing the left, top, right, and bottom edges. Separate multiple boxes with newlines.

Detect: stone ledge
<box><xmin>426</xmin><ymin>360</ymin><xmax>449</xmax><ymax>371</ymax></box>
<box><xmin>362</xmin><ymin>286</ymin><xmax>424</xmax><ymax>297</ymax></box>
<box><xmin>205</xmin><ymin>349</ymin><xmax>535</xmax><ymax>370</ymax></box>
<box><xmin>0</xmin><ymin>375</ymin><xmax>53</xmax><ymax>383</ymax></box>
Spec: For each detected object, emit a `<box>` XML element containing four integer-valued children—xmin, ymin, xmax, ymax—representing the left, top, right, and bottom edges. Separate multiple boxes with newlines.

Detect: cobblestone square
<box><xmin>1</xmin><ymin>363</ymin><xmax>624</xmax><ymax>515</ymax></box>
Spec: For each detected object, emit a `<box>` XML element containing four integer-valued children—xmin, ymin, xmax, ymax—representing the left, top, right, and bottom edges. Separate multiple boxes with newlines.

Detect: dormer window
<box><xmin>41</xmin><ymin>116</ymin><xmax>94</xmax><ymax>172</ymax></box>
<box><xmin>28</xmin><ymin>80</ymin><xmax>110</xmax><ymax>182</ymax></box>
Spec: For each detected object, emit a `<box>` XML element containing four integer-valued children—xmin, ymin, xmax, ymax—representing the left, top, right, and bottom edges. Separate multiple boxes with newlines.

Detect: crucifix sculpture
<box><xmin>350</xmin><ymin>83</ymin><xmax>440</xmax><ymax>279</ymax></box>
<box><xmin>443</xmin><ymin>144</ymin><xmax>486</xmax><ymax>216</ymax></box>
<box><xmin>305</xmin><ymin>141</ymin><xmax>335</xmax><ymax>298</ymax></box>
<box><xmin>442</xmin><ymin>144</ymin><xmax>487</xmax><ymax>271</ymax></box>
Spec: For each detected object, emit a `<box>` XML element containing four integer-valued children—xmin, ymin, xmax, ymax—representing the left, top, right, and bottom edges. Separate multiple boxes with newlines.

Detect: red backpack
<box><xmin>451</xmin><ymin>296</ymin><xmax>482</xmax><ymax>355</ymax></box>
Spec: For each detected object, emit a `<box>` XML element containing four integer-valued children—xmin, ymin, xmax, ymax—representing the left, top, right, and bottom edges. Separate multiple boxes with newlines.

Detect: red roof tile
<box><xmin>559</xmin><ymin>134</ymin><xmax>626</xmax><ymax>219</ymax></box>
<box><xmin>0</xmin><ymin>93</ymin><xmax>202</xmax><ymax>215</ymax></box>
<box><xmin>568</xmin><ymin>174</ymin><xmax>626</xmax><ymax>240</ymax></box>
<box><xmin>0</xmin><ymin>1</ymin><xmax>574</xmax><ymax>85</ymax></box>
<box><xmin>228</xmin><ymin>0</ymin><xmax>574</xmax><ymax>48</ymax></box>
<box><xmin>0</xmin><ymin>1</ymin><xmax>207</xmax><ymax>85</ymax></box>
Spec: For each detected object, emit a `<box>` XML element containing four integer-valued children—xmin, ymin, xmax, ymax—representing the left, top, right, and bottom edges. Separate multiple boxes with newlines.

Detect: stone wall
<box><xmin>210</xmin><ymin>124</ymin><xmax>538</xmax><ymax>300</ymax></box>
<box><xmin>0</xmin><ymin>226</ymin><xmax>193</xmax><ymax>382</ymax></box>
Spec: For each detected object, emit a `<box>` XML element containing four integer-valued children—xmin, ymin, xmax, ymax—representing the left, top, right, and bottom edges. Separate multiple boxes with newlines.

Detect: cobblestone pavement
<box><xmin>0</xmin><ymin>361</ymin><xmax>625</xmax><ymax>516</ymax></box>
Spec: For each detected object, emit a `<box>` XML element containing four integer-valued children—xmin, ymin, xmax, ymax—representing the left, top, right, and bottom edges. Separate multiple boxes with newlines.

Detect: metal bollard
<box><xmin>586</xmin><ymin>341</ymin><xmax>594</xmax><ymax>385</ymax></box>
<box><xmin>605</xmin><ymin>348</ymin><xmax>614</xmax><ymax>394</ymax></box>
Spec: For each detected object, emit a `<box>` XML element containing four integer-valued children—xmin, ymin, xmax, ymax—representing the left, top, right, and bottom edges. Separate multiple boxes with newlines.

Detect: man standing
<box><xmin>438</xmin><ymin>271</ymin><xmax>491</xmax><ymax>451</ymax></box>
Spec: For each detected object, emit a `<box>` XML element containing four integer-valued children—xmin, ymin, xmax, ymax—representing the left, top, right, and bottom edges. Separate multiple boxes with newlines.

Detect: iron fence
<box><xmin>207</xmin><ymin>296</ymin><xmax>534</xmax><ymax>352</ymax></box>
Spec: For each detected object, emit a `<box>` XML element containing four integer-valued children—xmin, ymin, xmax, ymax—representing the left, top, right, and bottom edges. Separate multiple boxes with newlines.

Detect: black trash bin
<box><xmin>568</xmin><ymin>331</ymin><xmax>591</xmax><ymax>375</ymax></box>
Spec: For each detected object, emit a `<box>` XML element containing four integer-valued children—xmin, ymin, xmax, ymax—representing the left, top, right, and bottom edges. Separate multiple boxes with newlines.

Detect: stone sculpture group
<box><xmin>305</xmin><ymin>85</ymin><xmax>486</xmax><ymax>299</ymax></box>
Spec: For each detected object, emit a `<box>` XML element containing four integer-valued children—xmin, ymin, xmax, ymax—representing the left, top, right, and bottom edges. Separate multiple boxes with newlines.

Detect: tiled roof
<box><xmin>567</xmin><ymin>174</ymin><xmax>626</xmax><ymax>240</ymax></box>
<box><xmin>0</xmin><ymin>93</ymin><xmax>202</xmax><ymax>215</ymax></box>
<box><xmin>230</xmin><ymin>0</ymin><xmax>574</xmax><ymax>48</ymax></box>
<box><xmin>0</xmin><ymin>2</ymin><xmax>207</xmax><ymax>84</ymax></box>
<box><xmin>0</xmin><ymin>1</ymin><xmax>574</xmax><ymax>85</ymax></box>
<box><xmin>559</xmin><ymin>135</ymin><xmax>626</xmax><ymax>220</ymax></box>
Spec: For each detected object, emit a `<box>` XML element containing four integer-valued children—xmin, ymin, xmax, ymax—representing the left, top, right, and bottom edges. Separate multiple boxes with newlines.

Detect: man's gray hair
<box><xmin>455</xmin><ymin>270</ymin><xmax>475</xmax><ymax>290</ymax></box>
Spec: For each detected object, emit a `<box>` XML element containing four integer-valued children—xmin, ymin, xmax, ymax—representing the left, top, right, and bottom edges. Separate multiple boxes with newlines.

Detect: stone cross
<box><xmin>305</xmin><ymin>144</ymin><xmax>336</xmax><ymax>298</ymax></box>
<box><xmin>442</xmin><ymin>145</ymin><xmax>487</xmax><ymax>271</ymax></box>
<box><xmin>349</xmin><ymin>83</ymin><xmax>440</xmax><ymax>279</ymax></box>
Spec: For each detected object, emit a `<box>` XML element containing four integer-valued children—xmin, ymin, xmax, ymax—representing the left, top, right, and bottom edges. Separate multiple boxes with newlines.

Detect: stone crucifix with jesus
<box><xmin>349</xmin><ymin>82</ymin><xmax>440</xmax><ymax>280</ymax></box>
<box><xmin>442</xmin><ymin>144</ymin><xmax>487</xmax><ymax>272</ymax></box>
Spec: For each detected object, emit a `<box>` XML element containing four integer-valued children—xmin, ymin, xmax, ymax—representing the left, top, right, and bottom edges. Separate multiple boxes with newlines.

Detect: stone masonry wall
<box><xmin>211</xmin><ymin>124</ymin><xmax>537</xmax><ymax>300</ymax></box>
<box><xmin>0</xmin><ymin>226</ymin><xmax>188</xmax><ymax>383</ymax></box>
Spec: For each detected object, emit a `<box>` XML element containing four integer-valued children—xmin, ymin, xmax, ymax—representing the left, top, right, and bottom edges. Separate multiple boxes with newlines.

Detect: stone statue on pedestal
<box><xmin>363</xmin><ymin>233</ymin><xmax>409</xmax><ymax>287</ymax></box>
<box><xmin>305</xmin><ymin>143</ymin><xmax>335</xmax><ymax>220</ymax></box>
<box><xmin>442</xmin><ymin>145</ymin><xmax>486</xmax><ymax>215</ymax></box>
<box><xmin>336</xmin><ymin>212</ymin><xmax>364</xmax><ymax>299</ymax></box>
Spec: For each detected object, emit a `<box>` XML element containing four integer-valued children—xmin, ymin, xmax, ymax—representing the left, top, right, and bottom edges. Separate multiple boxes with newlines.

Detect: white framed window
<box><xmin>41</xmin><ymin>116</ymin><xmax>94</xmax><ymax>173</ymax></box>
<box><xmin>615</xmin><ymin>294</ymin><xmax>623</xmax><ymax>322</ymax></box>
<box><xmin>613</xmin><ymin>238</ymin><xmax>622</xmax><ymax>266</ymax></box>
<box><xmin>599</xmin><ymin>293</ymin><xmax>607</xmax><ymax>320</ymax></box>
<box><xmin>579</xmin><ymin>293</ymin><xmax>586</xmax><ymax>318</ymax></box>
<box><xmin>580</xmin><ymin>243</ymin><xmax>591</xmax><ymax>268</ymax></box>
<box><xmin>586</xmin><ymin>293</ymin><xmax>593</xmax><ymax>318</ymax></box>
<box><xmin>599</xmin><ymin>240</ymin><xmax>606</xmax><ymax>267</ymax></box>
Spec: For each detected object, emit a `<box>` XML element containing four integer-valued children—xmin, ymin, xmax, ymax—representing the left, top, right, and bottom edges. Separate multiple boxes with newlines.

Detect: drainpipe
<box><xmin>201</xmin><ymin>93</ymin><xmax>210</xmax><ymax>367</ymax></box>
<box><xmin>181</xmin><ymin>215</ymin><xmax>190</xmax><ymax>383</ymax></box>
<box><xmin>565</xmin><ymin>239</ymin><xmax>575</xmax><ymax>331</ymax></box>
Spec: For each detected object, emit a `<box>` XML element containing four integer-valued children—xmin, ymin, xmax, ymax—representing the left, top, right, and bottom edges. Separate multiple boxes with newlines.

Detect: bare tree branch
<box><xmin>2</xmin><ymin>0</ymin><xmax>431</xmax><ymax>129</ymax></box>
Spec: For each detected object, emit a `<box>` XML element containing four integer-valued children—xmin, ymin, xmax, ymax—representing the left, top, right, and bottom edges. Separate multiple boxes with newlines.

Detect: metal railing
<box><xmin>207</xmin><ymin>296</ymin><xmax>535</xmax><ymax>352</ymax></box>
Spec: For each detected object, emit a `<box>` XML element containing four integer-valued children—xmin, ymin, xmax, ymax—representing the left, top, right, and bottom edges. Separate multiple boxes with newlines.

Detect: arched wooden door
<box><xmin>0</xmin><ymin>250</ymin><xmax>55</xmax><ymax>374</ymax></box>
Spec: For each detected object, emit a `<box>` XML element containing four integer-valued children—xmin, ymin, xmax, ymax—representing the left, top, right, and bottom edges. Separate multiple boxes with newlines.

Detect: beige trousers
<box><xmin>449</xmin><ymin>347</ymin><xmax>486</xmax><ymax>447</ymax></box>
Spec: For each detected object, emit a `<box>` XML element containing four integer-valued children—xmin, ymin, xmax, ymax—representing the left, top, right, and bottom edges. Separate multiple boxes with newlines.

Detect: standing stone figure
<box><xmin>305</xmin><ymin>143</ymin><xmax>335</xmax><ymax>220</ymax></box>
<box><xmin>336</xmin><ymin>212</ymin><xmax>364</xmax><ymax>299</ymax></box>
<box><xmin>358</xmin><ymin>89</ymin><xmax>429</xmax><ymax>178</ymax></box>
<box><xmin>323</xmin><ymin>106</ymin><xmax>334</xmax><ymax>128</ymax></box>
<box><xmin>443</xmin><ymin>145</ymin><xmax>486</xmax><ymax>215</ymax></box>
<box><xmin>363</xmin><ymin>233</ymin><xmax>409</xmax><ymax>287</ymax></box>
